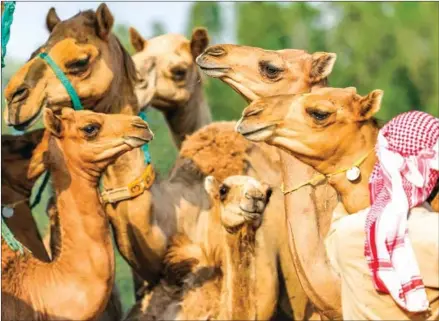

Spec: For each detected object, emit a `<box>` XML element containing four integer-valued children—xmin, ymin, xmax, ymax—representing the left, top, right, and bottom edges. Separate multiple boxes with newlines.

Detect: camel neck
<box><xmin>279</xmin><ymin>151</ymin><xmax>342</xmax><ymax>319</ymax></box>
<box><xmin>318</xmin><ymin>122</ymin><xmax>379</xmax><ymax>214</ymax></box>
<box><xmin>101</xmin><ymin>111</ymin><xmax>163</xmax><ymax>282</ymax></box>
<box><xmin>164</xmin><ymin>77</ymin><xmax>212</xmax><ymax>149</ymax></box>
<box><xmin>50</xmin><ymin>160</ymin><xmax>113</xmax><ymax>270</ymax></box>
<box><xmin>221</xmin><ymin>225</ymin><xmax>257</xmax><ymax>320</ymax></box>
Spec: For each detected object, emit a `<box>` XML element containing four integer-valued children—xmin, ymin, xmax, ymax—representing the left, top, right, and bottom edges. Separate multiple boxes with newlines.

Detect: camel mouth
<box><xmin>198</xmin><ymin>66</ymin><xmax>230</xmax><ymax>78</ymax></box>
<box><xmin>237</xmin><ymin>124</ymin><xmax>276</xmax><ymax>142</ymax></box>
<box><xmin>123</xmin><ymin>135</ymin><xmax>154</xmax><ymax>148</ymax></box>
<box><xmin>196</xmin><ymin>57</ymin><xmax>230</xmax><ymax>78</ymax></box>
<box><xmin>10</xmin><ymin>99</ymin><xmax>46</xmax><ymax>131</ymax></box>
<box><xmin>222</xmin><ymin>79</ymin><xmax>257</xmax><ymax>103</ymax></box>
<box><xmin>239</xmin><ymin>206</ymin><xmax>264</xmax><ymax>218</ymax></box>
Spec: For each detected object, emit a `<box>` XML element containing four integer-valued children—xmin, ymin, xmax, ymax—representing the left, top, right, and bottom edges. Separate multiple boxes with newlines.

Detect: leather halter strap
<box><xmin>100</xmin><ymin>163</ymin><xmax>155</xmax><ymax>205</ymax></box>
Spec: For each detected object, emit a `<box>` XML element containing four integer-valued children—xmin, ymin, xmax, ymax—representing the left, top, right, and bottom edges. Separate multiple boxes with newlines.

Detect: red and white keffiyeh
<box><xmin>365</xmin><ymin>110</ymin><xmax>439</xmax><ymax>313</ymax></box>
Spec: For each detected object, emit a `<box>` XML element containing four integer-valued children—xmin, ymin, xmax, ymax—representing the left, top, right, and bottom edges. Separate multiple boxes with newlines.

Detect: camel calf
<box><xmin>125</xmin><ymin>175</ymin><xmax>273</xmax><ymax>320</ymax></box>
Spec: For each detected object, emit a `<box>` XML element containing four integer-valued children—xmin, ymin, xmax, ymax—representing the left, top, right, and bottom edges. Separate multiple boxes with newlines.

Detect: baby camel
<box><xmin>1</xmin><ymin>108</ymin><xmax>153</xmax><ymax>320</ymax></box>
<box><xmin>236</xmin><ymin>88</ymin><xmax>439</xmax><ymax>320</ymax></box>
<box><xmin>125</xmin><ymin>175</ymin><xmax>272</xmax><ymax>320</ymax></box>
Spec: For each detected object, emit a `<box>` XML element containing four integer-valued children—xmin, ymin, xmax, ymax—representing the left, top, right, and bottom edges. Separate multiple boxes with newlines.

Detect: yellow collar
<box><xmin>100</xmin><ymin>163</ymin><xmax>155</xmax><ymax>205</ymax></box>
<box><xmin>281</xmin><ymin>149</ymin><xmax>374</xmax><ymax>195</ymax></box>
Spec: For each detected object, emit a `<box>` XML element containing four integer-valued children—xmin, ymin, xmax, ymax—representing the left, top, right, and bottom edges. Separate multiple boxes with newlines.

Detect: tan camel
<box><xmin>1</xmin><ymin>129</ymin><xmax>50</xmax><ymax>264</ymax></box>
<box><xmin>236</xmin><ymin>87</ymin><xmax>439</xmax><ymax>319</ymax></box>
<box><xmin>1</xmin><ymin>107</ymin><xmax>153</xmax><ymax>320</ymax></box>
<box><xmin>4</xmin><ymin>7</ymin><xmax>330</xmax><ymax>320</ymax></box>
<box><xmin>125</xmin><ymin>175</ymin><xmax>272</xmax><ymax>320</ymax></box>
<box><xmin>197</xmin><ymin>43</ymin><xmax>340</xmax><ymax>319</ymax></box>
<box><xmin>130</xmin><ymin>26</ymin><xmax>211</xmax><ymax>148</ymax></box>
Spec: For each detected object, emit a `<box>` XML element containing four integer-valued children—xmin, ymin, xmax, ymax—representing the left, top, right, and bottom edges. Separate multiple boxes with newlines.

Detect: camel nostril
<box><xmin>266</xmin><ymin>187</ymin><xmax>273</xmax><ymax>203</ymax></box>
<box><xmin>205</xmin><ymin>46</ymin><xmax>226</xmax><ymax>57</ymax></box>
<box><xmin>132</xmin><ymin>119</ymin><xmax>149</xmax><ymax>129</ymax></box>
<box><xmin>11</xmin><ymin>85</ymin><xmax>29</xmax><ymax>104</ymax></box>
<box><xmin>244</xmin><ymin>107</ymin><xmax>263</xmax><ymax>117</ymax></box>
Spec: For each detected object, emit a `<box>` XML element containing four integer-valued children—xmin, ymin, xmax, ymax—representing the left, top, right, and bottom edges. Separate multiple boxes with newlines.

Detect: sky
<box><xmin>5</xmin><ymin>1</ymin><xmax>193</xmax><ymax>61</ymax></box>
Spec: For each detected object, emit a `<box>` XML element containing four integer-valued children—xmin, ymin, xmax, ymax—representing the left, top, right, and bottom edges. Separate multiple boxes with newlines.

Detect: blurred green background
<box><xmin>2</xmin><ymin>2</ymin><xmax>438</xmax><ymax>316</ymax></box>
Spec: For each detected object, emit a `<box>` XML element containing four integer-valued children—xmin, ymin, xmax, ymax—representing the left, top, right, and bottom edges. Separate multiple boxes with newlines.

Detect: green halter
<box><xmin>38</xmin><ymin>52</ymin><xmax>84</xmax><ymax>110</ymax></box>
<box><xmin>1</xmin><ymin>1</ymin><xmax>25</xmax><ymax>253</ymax></box>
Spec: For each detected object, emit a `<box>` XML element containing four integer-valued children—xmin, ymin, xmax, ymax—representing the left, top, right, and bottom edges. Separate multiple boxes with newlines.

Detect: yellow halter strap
<box><xmin>281</xmin><ymin>149</ymin><xmax>375</xmax><ymax>195</ymax></box>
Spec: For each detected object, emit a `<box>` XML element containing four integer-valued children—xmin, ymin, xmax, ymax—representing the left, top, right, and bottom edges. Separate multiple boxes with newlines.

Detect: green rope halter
<box><xmin>1</xmin><ymin>1</ymin><xmax>15</xmax><ymax>68</ymax></box>
<box><xmin>1</xmin><ymin>216</ymin><xmax>24</xmax><ymax>254</ymax></box>
<box><xmin>1</xmin><ymin>1</ymin><xmax>25</xmax><ymax>254</ymax></box>
<box><xmin>38</xmin><ymin>52</ymin><xmax>83</xmax><ymax>110</ymax></box>
<box><xmin>138</xmin><ymin>110</ymin><xmax>152</xmax><ymax>164</ymax></box>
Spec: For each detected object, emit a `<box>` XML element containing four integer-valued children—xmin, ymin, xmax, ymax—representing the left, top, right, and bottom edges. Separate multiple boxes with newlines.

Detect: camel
<box><xmin>129</xmin><ymin>26</ymin><xmax>212</xmax><ymax>148</ymax></box>
<box><xmin>1</xmin><ymin>129</ymin><xmax>50</xmax><ymax>265</ymax></box>
<box><xmin>236</xmin><ymin>87</ymin><xmax>439</xmax><ymax>320</ymax></box>
<box><xmin>4</xmin><ymin>7</ymin><xmax>335</xmax><ymax>320</ymax></box>
<box><xmin>125</xmin><ymin>175</ymin><xmax>272</xmax><ymax>321</ymax></box>
<box><xmin>1</xmin><ymin>107</ymin><xmax>154</xmax><ymax>320</ymax></box>
<box><xmin>197</xmin><ymin>43</ymin><xmax>341</xmax><ymax>319</ymax></box>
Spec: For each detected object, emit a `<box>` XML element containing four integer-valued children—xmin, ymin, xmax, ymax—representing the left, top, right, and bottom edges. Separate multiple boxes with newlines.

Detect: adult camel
<box><xmin>197</xmin><ymin>44</ymin><xmax>341</xmax><ymax>319</ymax></box>
<box><xmin>1</xmin><ymin>107</ymin><xmax>153</xmax><ymax>320</ymax></box>
<box><xmin>129</xmin><ymin>27</ymin><xmax>212</xmax><ymax>148</ymax></box>
<box><xmin>236</xmin><ymin>88</ymin><xmax>439</xmax><ymax>320</ymax></box>
<box><xmin>4</xmin><ymin>6</ymin><xmax>335</xmax><ymax>319</ymax></box>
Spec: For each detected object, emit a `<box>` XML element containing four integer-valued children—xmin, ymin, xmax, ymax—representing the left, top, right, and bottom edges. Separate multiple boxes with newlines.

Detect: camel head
<box><xmin>4</xmin><ymin>4</ymin><xmax>138</xmax><ymax>131</ymax></box>
<box><xmin>35</xmin><ymin>108</ymin><xmax>153</xmax><ymax>183</ymax></box>
<box><xmin>205</xmin><ymin>175</ymin><xmax>272</xmax><ymax>231</ymax></box>
<box><xmin>129</xmin><ymin>27</ymin><xmax>209</xmax><ymax>110</ymax></box>
<box><xmin>196</xmin><ymin>44</ymin><xmax>336</xmax><ymax>102</ymax></box>
<box><xmin>1</xmin><ymin>129</ymin><xmax>46</xmax><ymax>194</ymax></box>
<box><xmin>236</xmin><ymin>87</ymin><xmax>383</xmax><ymax>173</ymax></box>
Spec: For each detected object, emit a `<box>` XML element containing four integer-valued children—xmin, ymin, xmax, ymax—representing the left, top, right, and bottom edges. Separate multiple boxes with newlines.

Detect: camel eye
<box><xmin>81</xmin><ymin>123</ymin><xmax>100</xmax><ymax>137</ymax></box>
<box><xmin>219</xmin><ymin>184</ymin><xmax>230</xmax><ymax>201</ymax></box>
<box><xmin>171</xmin><ymin>67</ymin><xmax>187</xmax><ymax>82</ymax></box>
<box><xmin>307</xmin><ymin>108</ymin><xmax>331</xmax><ymax>122</ymax></box>
<box><xmin>260</xmin><ymin>61</ymin><xmax>282</xmax><ymax>79</ymax></box>
<box><xmin>66</xmin><ymin>56</ymin><xmax>90</xmax><ymax>74</ymax></box>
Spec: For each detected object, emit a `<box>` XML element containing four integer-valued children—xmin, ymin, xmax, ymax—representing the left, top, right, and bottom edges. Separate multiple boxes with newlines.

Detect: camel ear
<box><xmin>190</xmin><ymin>27</ymin><xmax>209</xmax><ymax>60</ymax></box>
<box><xmin>204</xmin><ymin>176</ymin><xmax>219</xmax><ymax>198</ymax></box>
<box><xmin>27</xmin><ymin>130</ymin><xmax>50</xmax><ymax>180</ymax></box>
<box><xmin>43</xmin><ymin>109</ymin><xmax>63</xmax><ymax>137</ymax></box>
<box><xmin>96</xmin><ymin>3</ymin><xmax>114</xmax><ymax>40</ymax></box>
<box><xmin>310</xmin><ymin>52</ymin><xmax>337</xmax><ymax>83</ymax></box>
<box><xmin>357</xmin><ymin>90</ymin><xmax>383</xmax><ymax>121</ymax></box>
<box><xmin>46</xmin><ymin>7</ymin><xmax>61</xmax><ymax>33</ymax></box>
<box><xmin>129</xmin><ymin>27</ymin><xmax>146</xmax><ymax>53</ymax></box>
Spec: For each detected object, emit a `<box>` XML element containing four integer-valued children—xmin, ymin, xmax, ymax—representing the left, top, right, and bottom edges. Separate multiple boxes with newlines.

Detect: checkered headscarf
<box><xmin>365</xmin><ymin>110</ymin><xmax>439</xmax><ymax>313</ymax></box>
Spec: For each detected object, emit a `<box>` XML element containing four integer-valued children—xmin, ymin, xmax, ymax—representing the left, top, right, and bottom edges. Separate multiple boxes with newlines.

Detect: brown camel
<box><xmin>197</xmin><ymin>44</ymin><xmax>340</xmax><ymax>319</ymax></box>
<box><xmin>1</xmin><ymin>129</ymin><xmax>50</xmax><ymax>265</ymax></box>
<box><xmin>129</xmin><ymin>26</ymin><xmax>211</xmax><ymax>148</ymax></box>
<box><xmin>236</xmin><ymin>87</ymin><xmax>439</xmax><ymax>320</ymax></box>
<box><xmin>125</xmin><ymin>175</ymin><xmax>272</xmax><ymax>321</ymax></box>
<box><xmin>4</xmin><ymin>7</ymin><xmax>332</xmax><ymax>320</ymax></box>
<box><xmin>1</xmin><ymin>107</ymin><xmax>154</xmax><ymax>321</ymax></box>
